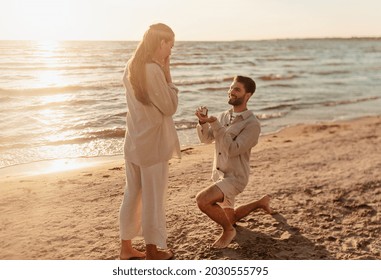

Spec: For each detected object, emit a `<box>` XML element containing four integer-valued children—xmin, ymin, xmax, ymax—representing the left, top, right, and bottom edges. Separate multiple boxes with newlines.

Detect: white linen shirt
<box><xmin>123</xmin><ymin>62</ymin><xmax>181</xmax><ymax>167</ymax></box>
<box><xmin>196</xmin><ymin>109</ymin><xmax>261</xmax><ymax>191</ymax></box>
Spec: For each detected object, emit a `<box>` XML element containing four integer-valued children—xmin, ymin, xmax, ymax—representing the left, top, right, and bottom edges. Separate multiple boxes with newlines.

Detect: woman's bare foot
<box><xmin>120</xmin><ymin>240</ymin><xmax>146</xmax><ymax>260</ymax></box>
<box><xmin>212</xmin><ymin>227</ymin><xmax>236</xmax><ymax>248</ymax></box>
<box><xmin>120</xmin><ymin>248</ymin><xmax>146</xmax><ymax>260</ymax></box>
<box><xmin>146</xmin><ymin>244</ymin><xmax>174</xmax><ymax>260</ymax></box>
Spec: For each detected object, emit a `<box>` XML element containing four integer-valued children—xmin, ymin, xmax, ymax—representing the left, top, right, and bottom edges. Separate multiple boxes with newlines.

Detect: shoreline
<box><xmin>1</xmin><ymin>114</ymin><xmax>379</xmax><ymax>179</ymax></box>
<box><xmin>0</xmin><ymin>155</ymin><xmax>125</xmax><ymax>179</ymax></box>
<box><xmin>0</xmin><ymin>115</ymin><xmax>380</xmax><ymax>260</ymax></box>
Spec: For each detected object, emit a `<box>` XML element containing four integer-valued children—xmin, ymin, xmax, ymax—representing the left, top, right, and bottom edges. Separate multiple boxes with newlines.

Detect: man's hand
<box><xmin>195</xmin><ymin>107</ymin><xmax>217</xmax><ymax>124</ymax></box>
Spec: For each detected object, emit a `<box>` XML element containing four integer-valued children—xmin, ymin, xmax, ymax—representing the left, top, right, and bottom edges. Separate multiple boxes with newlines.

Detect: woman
<box><xmin>119</xmin><ymin>23</ymin><xmax>180</xmax><ymax>260</ymax></box>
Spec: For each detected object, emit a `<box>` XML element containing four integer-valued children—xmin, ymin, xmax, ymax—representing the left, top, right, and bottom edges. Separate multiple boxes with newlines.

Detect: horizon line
<box><xmin>0</xmin><ymin>36</ymin><xmax>380</xmax><ymax>43</ymax></box>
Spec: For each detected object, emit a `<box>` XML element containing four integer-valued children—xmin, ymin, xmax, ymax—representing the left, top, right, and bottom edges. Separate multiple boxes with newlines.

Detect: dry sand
<box><xmin>0</xmin><ymin>116</ymin><xmax>380</xmax><ymax>260</ymax></box>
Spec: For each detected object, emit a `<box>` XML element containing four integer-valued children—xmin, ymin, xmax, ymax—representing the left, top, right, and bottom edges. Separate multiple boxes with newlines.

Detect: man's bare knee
<box><xmin>196</xmin><ymin>187</ymin><xmax>218</xmax><ymax>211</ymax></box>
<box><xmin>196</xmin><ymin>185</ymin><xmax>224</xmax><ymax>212</ymax></box>
<box><xmin>196</xmin><ymin>191</ymin><xmax>208</xmax><ymax>211</ymax></box>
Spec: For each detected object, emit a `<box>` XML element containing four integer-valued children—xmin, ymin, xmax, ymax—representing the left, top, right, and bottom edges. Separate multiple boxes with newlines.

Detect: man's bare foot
<box><xmin>258</xmin><ymin>195</ymin><xmax>273</xmax><ymax>214</ymax></box>
<box><xmin>120</xmin><ymin>248</ymin><xmax>146</xmax><ymax>260</ymax></box>
<box><xmin>146</xmin><ymin>244</ymin><xmax>174</xmax><ymax>260</ymax></box>
<box><xmin>212</xmin><ymin>227</ymin><xmax>236</xmax><ymax>249</ymax></box>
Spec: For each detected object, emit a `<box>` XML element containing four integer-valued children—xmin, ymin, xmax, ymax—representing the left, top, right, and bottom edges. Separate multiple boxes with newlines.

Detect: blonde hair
<box><xmin>128</xmin><ymin>23</ymin><xmax>174</xmax><ymax>105</ymax></box>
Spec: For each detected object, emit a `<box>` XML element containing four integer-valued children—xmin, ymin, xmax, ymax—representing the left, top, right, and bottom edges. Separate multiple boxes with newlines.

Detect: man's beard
<box><xmin>228</xmin><ymin>96</ymin><xmax>244</xmax><ymax>106</ymax></box>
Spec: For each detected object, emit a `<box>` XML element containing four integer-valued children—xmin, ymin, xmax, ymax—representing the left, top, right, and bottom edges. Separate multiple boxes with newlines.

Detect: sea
<box><xmin>0</xmin><ymin>39</ymin><xmax>380</xmax><ymax>171</ymax></box>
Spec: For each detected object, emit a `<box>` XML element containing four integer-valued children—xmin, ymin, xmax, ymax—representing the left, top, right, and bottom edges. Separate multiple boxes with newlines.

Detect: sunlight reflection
<box><xmin>39</xmin><ymin>108</ymin><xmax>63</xmax><ymax>119</ymax></box>
<box><xmin>37</xmin><ymin>70</ymin><xmax>64</xmax><ymax>87</ymax></box>
<box><xmin>35</xmin><ymin>101</ymin><xmax>66</xmax><ymax>137</ymax></box>
<box><xmin>35</xmin><ymin>40</ymin><xmax>67</xmax><ymax>88</ymax></box>
<box><xmin>34</xmin><ymin>41</ymin><xmax>70</xmax><ymax>129</ymax></box>
<box><xmin>1</xmin><ymin>156</ymin><xmax>121</xmax><ymax>178</ymax></box>
<box><xmin>40</xmin><ymin>94</ymin><xmax>70</xmax><ymax>104</ymax></box>
<box><xmin>42</xmin><ymin>158</ymin><xmax>93</xmax><ymax>174</ymax></box>
<box><xmin>36</xmin><ymin>40</ymin><xmax>61</xmax><ymax>55</ymax></box>
<box><xmin>7</xmin><ymin>158</ymin><xmax>98</xmax><ymax>177</ymax></box>
<box><xmin>43</xmin><ymin>131</ymin><xmax>70</xmax><ymax>144</ymax></box>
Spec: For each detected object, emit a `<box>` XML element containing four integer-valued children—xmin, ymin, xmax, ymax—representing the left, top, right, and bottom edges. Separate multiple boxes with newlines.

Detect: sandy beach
<box><xmin>0</xmin><ymin>116</ymin><xmax>380</xmax><ymax>260</ymax></box>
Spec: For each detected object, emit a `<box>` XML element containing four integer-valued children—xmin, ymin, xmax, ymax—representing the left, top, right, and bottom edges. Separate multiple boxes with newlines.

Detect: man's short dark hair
<box><xmin>234</xmin><ymin>76</ymin><xmax>256</xmax><ymax>95</ymax></box>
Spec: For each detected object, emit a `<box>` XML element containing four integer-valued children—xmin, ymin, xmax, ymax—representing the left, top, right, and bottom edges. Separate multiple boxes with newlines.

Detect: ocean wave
<box><xmin>0</xmin><ymin>142</ymin><xmax>29</xmax><ymax>151</ymax></box>
<box><xmin>258</xmin><ymin>57</ymin><xmax>313</xmax><ymax>62</ymax></box>
<box><xmin>325</xmin><ymin>63</ymin><xmax>350</xmax><ymax>66</ymax></box>
<box><xmin>85</xmin><ymin>128</ymin><xmax>126</xmax><ymax>139</ymax></box>
<box><xmin>314</xmin><ymin>70</ymin><xmax>351</xmax><ymax>76</ymax></box>
<box><xmin>256</xmin><ymin>112</ymin><xmax>288</xmax><ymax>120</ymax></box>
<box><xmin>176</xmin><ymin>76</ymin><xmax>233</xmax><ymax>86</ymax></box>
<box><xmin>262</xmin><ymin>96</ymin><xmax>380</xmax><ymax>112</ymax></box>
<box><xmin>262</xmin><ymin>104</ymin><xmax>295</xmax><ymax>111</ymax></box>
<box><xmin>26</xmin><ymin>99</ymin><xmax>98</xmax><ymax>111</ymax></box>
<box><xmin>200</xmin><ymin>86</ymin><xmax>228</xmax><ymax>92</ymax></box>
<box><xmin>114</xmin><ymin>111</ymin><xmax>128</xmax><ymax>117</ymax></box>
<box><xmin>0</xmin><ymin>123</ymin><xmax>201</xmax><ymax>151</ymax></box>
<box><xmin>0</xmin><ymin>65</ymin><xmax>121</xmax><ymax>71</ymax></box>
<box><xmin>171</xmin><ymin>62</ymin><xmax>221</xmax><ymax>67</ymax></box>
<box><xmin>36</xmin><ymin>128</ymin><xmax>126</xmax><ymax>147</ymax></box>
<box><xmin>259</xmin><ymin>74</ymin><xmax>299</xmax><ymax>81</ymax></box>
<box><xmin>0</xmin><ymin>84</ymin><xmax>121</xmax><ymax>96</ymax></box>
<box><xmin>175</xmin><ymin>121</ymin><xmax>198</xmax><ymax>130</ymax></box>
<box><xmin>326</xmin><ymin>81</ymin><xmax>346</xmax><ymax>86</ymax></box>
<box><xmin>267</xmin><ymin>83</ymin><xmax>297</xmax><ymax>88</ymax></box>
<box><xmin>244</xmin><ymin>61</ymin><xmax>257</xmax><ymax>66</ymax></box>
<box><xmin>0</xmin><ymin>96</ymin><xmax>12</xmax><ymax>102</ymax></box>
<box><xmin>322</xmin><ymin>96</ymin><xmax>380</xmax><ymax>107</ymax></box>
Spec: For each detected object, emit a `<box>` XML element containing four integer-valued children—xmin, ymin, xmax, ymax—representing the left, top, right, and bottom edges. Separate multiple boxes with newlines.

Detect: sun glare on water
<box><xmin>35</xmin><ymin>40</ymin><xmax>65</xmax><ymax>86</ymax></box>
<box><xmin>33</xmin><ymin>41</ymin><xmax>70</xmax><ymax>122</ymax></box>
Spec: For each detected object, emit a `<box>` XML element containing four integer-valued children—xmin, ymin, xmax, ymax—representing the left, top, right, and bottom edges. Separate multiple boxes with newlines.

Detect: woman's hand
<box><xmin>163</xmin><ymin>56</ymin><xmax>172</xmax><ymax>83</ymax></box>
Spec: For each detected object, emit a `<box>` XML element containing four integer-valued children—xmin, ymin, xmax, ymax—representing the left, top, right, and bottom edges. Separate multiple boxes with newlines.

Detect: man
<box><xmin>195</xmin><ymin>75</ymin><xmax>272</xmax><ymax>248</ymax></box>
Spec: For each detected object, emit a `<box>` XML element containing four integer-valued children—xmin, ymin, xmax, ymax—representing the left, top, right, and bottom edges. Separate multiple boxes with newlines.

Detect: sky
<box><xmin>1</xmin><ymin>0</ymin><xmax>380</xmax><ymax>41</ymax></box>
